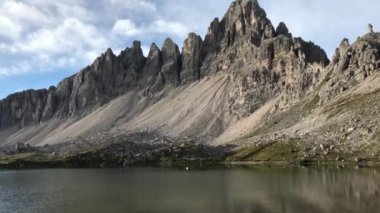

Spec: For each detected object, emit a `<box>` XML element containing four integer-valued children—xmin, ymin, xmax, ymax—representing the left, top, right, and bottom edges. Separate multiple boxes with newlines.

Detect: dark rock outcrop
<box><xmin>140</xmin><ymin>43</ymin><xmax>162</xmax><ymax>88</ymax></box>
<box><xmin>276</xmin><ymin>22</ymin><xmax>289</xmax><ymax>36</ymax></box>
<box><xmin>160</xmin><ymin>38</ymin><xmax>182</xmax><ymax>86</ymax></box>
<box><xmin>201</xmin><ymin>18</ymin><xmax>224</xmax><ymax>77</ymax></box>
<box><xmin>221</xmin><ymin>0</ymin><xmax>274</xmax><ymax>44</ymax></box>
<box><xmin>42</xmin><ymin>86</ymin><xmax>57</xmax><ymax>121</ymax></box>
<box><xmin>63</xmin><ymin>41</ymin><xmax>146</xmax><ymax>116</ymax></box>
<box><xmin>0</xmin><ymin>89</ymin><xmax>49</xmax><ymax>128</ymax></box>
<box><xmin>293</xmin><ymin>38</ymin><xmax>330</xmax><ymax>66</ymax></box>
<box><xmin>181</xmin><ymin>33</ymin><xmax>203</xmax><ymax>83</ymax></box>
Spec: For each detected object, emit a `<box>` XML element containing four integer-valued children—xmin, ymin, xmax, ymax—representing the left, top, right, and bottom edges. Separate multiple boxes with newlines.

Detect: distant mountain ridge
<box><xmin>0</xmin><ymin>0</ymin><xmax>328</xmax><ymax>129</ymax></box>
<box><xmin>1</xmin><ymin>0</ymin><xmax>379</xmax><ymax>160</ymax></box>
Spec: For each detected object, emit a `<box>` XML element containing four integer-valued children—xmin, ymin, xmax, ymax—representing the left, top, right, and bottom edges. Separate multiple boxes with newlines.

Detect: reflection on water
<box><xmin>0</xmin><ymin>167</ymin><xmax>379</xmax><ymax>213</ymax></box>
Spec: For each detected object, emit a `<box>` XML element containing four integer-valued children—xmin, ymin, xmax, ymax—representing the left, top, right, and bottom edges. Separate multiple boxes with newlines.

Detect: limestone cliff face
<box><xmin>319</xmin><ymin>33</ymin><xmax>380</xmax><ymax>103</ymax></box>
<box><xmin>0</xmin><ymin>89</ymin><xmax>49</xmax><ymax>128</ymax></box>
<box><xmin>160</xmin><ymin>38</ymin><xmax>182</xmax><ymax>86</ymax></box>
<box><xmin>139</xmin><ymin>43</ymin><xmax>162</xmax><ymax>89</ymax></box>
<box><xmin>198</xmin><ymin>0</ymin><xmax>329</xmax><ymax>117</ymax></box>
<box><xmin>181</xmin><ymin>33</ymin><xmax>203</xmax><ymax>83</ymax></box>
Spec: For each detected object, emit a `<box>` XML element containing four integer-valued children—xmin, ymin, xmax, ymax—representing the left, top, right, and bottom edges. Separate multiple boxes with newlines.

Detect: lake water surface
<box><xmin>0</xmin><ymin>167</ymin><xmax>379</xmax><ymax>213</ymax></box>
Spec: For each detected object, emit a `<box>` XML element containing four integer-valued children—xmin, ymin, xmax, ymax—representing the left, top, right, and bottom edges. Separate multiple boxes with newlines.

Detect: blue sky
<box><xmin>1</xmin><ymin>0</ymin><xmax>380</xmax><ymax>99</ymax></box>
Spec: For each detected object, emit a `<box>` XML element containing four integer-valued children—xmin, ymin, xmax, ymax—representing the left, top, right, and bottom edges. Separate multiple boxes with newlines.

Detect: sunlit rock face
<box><xmin>320</xmin><ymin>33</ymin><xmax>380</xmax><ymax>103</ymax></box>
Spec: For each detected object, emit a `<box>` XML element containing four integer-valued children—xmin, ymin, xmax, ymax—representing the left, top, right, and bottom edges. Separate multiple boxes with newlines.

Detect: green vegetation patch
<box><xmin>226</xmin><ymin>139</ymin><xmax>380</xmax><ymax>167</ymax></box>
<box><xmin>0</xmin><ymin>153</ymin><xmax>64</xmax><ymax>169</ymax></box>
<box><xmin>227</xmin><ymin>140</ymin><xmax>302</xmax><ymax>163</ymax></box>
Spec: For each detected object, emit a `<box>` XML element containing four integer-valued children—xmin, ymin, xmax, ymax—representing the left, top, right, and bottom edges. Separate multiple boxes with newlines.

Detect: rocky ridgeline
<box><xmin>0</xmin><ymin>0</ymin><xmax>331</xmax><ymax>130</ymax></box>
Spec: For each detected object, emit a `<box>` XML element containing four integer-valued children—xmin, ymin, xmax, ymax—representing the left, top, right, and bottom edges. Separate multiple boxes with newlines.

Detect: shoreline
<box><xmin>1</xmin><ymin>139</ymin><xmax>379</xmax><ymax>169</ymax></box>
<box><xmin>1</xmin><ymin>156</ymin><xmax>380</xmax><ymax>170</ymax></box>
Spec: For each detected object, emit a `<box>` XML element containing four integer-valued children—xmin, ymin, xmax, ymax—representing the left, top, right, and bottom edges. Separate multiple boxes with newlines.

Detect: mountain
<box><xmin>0</xmin><ymin>0</ymin><xmax>379</xmax><ymax>162</ymax></box>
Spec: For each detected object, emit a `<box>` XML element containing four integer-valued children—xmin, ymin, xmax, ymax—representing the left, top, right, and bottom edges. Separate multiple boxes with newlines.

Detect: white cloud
<box><xmin>84</xmin><ymin>51</ymin><xmax>103</xmax><ymax>64</ymax></box>
<box><xmin>0</xmin><ymin>43</ymin><xmax>6</xmax><ymax>50</ymax></box>
<box><xmin>0</xmin><ymin>61</ymin><xmax>32</xmax><ymax>76</ymax></box>
<box><xmin>0</xmin><ymin>17</ymin><xmax>109</xmax><ymax>75</ymax></box>
<box><xmin>151</xmin><ymin>20</ymin><xmax>189</xmax><ymax>38</ymax></box>
<box><xmin>108</xmin><ymin>0</ymin><xmax>156</xmax><ymax>12</ymax></box>
<box><xmin>112</xmin><ymin>19</ymin><xmax>140</xmax><ymax>37</ymax></box>
<box><xmin>53</xmin><ymin>2</ymin><xmax>95</xmax><ymax>24</ymax></box>
<box><xmin>141</xmin><ymin>45</ymin><xmax>150</xmax><ymax>56</ymax></box>
<box><xmin>111</xmin><ymin>19</ymin><xmax>189</xmax><ymax>40</ymax></box>
<box><xmin>20</xmin><ymin>18</ymin><xmax>108</xmax><ymax>54</ymax></box>
<box><xmin>0</xmin><ymin>0</ymin><xmax>106</xmax><ymax>76</ymax></box>
<box><xmin>0</xmin><ymin>16</ymin><xmax>22</xmax><ymax>40</ymax></box>
<box><xmin>0</xmin><ymin>1</ymin><xmax>48</xmax><ymax>27</ymax></box>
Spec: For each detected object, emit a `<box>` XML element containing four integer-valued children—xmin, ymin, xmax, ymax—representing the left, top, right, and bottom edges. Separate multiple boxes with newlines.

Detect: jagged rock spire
<box><xmin>161</xmin><ymin>38</ymin><xmax>181</xmax><ymax>86</ymax></box>
<box><xmin>368</xmin><ymin>23</ymin><xmax>374</xmax><ymax>33</ymax></box>
<box><xmin>139</xmin><ymin>43</ymin><xmax>162</xmax><ymax>87</ymax></box>
<box><xmin>181</xmin><ymin>33</ymin><xmax>203</xmax><ymax>83</ymax></box>
<box><xmin>276</xmin><ymin>22</ymin><xmax>289</xmax><ymax>36</ymax></box>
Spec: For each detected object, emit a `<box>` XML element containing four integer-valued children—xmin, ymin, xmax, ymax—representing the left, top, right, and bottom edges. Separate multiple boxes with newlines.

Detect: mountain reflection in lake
<box><xmin>0</xmin><ymin>167</ymin><xmax>379</xmax><ymax>213</ymax></box>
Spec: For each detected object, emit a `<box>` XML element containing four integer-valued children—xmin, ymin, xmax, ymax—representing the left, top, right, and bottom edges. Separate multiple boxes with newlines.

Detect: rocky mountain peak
<box><xmin>120</xmin><ymin>41</ymin><xmax>145</xmax><ymax>61</ymax></box>
<box><xmin>181</xmin><ymin>33</ymin><xmax>203</xmax><ymax>83</ymax></box>
<box><xmin>276</xmin><ymin>22</ymin><xmax>289</xmax><ymax>36</ymax></box>
<box><xmin>148</xmin><ymin>43</ymin><xmax>160</xmax><ymax>55</ymax></box>
<box><xmin>98</xmin><ymin>48</ymin><xmax>115</xmax><ymax>64</ymax></box>
<box><xmin>162</xmin><ymin>38</ymin><xmax>179</xmax><ymax>53</ymax></box>
<box><xmin>161</xmin><ymin>38</ymin><xmax>181</xmax><ymax>86</ymax></box>
<box><xmin>133</xmin><ymin>40</ymin><xmax>141</xmax><ymax>49</ymax></box>
<box><xmin>139</xmin><ymin>43</ymin><xmax>162</xmax><ymax>89</ymax></box>
<box><xmin>201</xmin><ymin>18</ymin><xmax>223</xmax><ymax>76</ymax></box>
<box><xmin>105</xmin><ymin>48</ymin><xmax>114</xmax><ymax>57</ymax></box>
<box><xmin>221</xmin><ymin>0</ymin><xmax>273</xmax><ymax>45</ymax></box>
